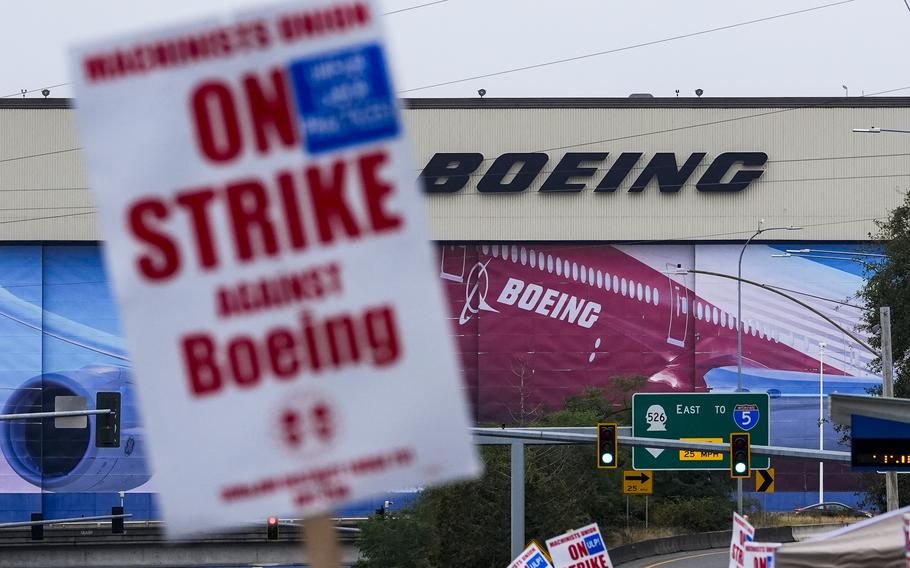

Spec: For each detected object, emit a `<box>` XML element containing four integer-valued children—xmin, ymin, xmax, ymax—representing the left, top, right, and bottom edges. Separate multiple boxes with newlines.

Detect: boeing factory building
<box><xmin>0</xmin><ymin>96</ymin><xmax>906</xmax><ymax>520</ymax></box>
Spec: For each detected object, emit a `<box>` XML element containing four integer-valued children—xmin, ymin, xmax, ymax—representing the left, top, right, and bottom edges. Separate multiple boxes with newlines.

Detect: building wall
<box><xmin>0</xmin><ymin>99</ymin><xmax>896</xmax><ymax>515</ymax></box>
<box><xmin>2</xmin><ymin>97</ymin><xmax>910</xmax><ymax>241</ymax></box>
<box><xmin>0</xmin><ymin>101</ymin><xmax>97</xmax><ymax>240</ymax></box>
<box><xmin>409</xmin><ymin>98</ymin><xmax>910</xmax><ymax>241</ymax></box>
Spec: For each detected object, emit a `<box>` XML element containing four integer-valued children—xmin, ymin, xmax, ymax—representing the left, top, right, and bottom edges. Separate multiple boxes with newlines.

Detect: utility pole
<box><xmin>511</xmin><ymin>441</ymin><xmax>525</xmax><ymax>559</ymax></box>
<box><xmin>881</xmin><ymin>307</ymin><xmax>900</xmax><ymax>512</ymax></box>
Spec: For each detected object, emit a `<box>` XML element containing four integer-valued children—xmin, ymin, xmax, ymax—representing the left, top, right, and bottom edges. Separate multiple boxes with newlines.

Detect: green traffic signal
<box><xmin>597</xmin><ymin>422</ymin><xmax>618</xmax><ymax>469</ymax></box>
<box><xmin>730</xmin><ymin>432</ymin><xmax>751</xmax><ymax>478</ymax></box>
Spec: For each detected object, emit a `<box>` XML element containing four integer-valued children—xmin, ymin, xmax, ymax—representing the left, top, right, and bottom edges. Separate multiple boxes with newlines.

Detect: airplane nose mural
<box><xmin>0</xmin><ymin>366</ymin><xmax>150</xmax><ymax>492</ymax></box>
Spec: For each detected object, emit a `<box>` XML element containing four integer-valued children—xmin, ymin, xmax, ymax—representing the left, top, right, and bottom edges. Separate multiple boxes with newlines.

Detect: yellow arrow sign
<box><xmin>623</xmin><ymin>470</ymin><xmax>653</xmax><ymax>495</ymax></box>
<box><xmin>755</xmin><ymin>468</ymin><xmax>775</xmax><ymax>493</ymax></box>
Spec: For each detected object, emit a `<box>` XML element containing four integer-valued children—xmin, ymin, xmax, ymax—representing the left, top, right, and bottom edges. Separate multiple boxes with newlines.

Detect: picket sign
<box><xmin>743</xmin><ymin>542</ymin><xmax>780</xmax><ymax>568</ymax></box>
<box><xmin>729</xmin><ymin>512</ymin><xmax>755</xmax><ymax>568</ymax></box>
<box><xmin>508</xmin><ymin>541</ymin><xmax>554</xmax><ymax>568</ymax></box>
<box><xmin>68</xmin><ymin>0</ymin><xmax>481</xmax><ymax>557</ymax></box>
<box><xmin>545</xmin><ymin>523</ymin><xmax>613</xmax><ymax>568</ymax></box>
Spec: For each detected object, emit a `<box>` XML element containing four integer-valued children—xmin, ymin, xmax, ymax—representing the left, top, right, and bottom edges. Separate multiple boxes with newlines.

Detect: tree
<box><xmin>860</xmin><ymin>189</ymin><xmax>910</xmax><ymax>397</ymax></box>
<box><xmin>857</xmin><ymin>189</ymin><xmax>910</xmax><ymax>508</ymax></box>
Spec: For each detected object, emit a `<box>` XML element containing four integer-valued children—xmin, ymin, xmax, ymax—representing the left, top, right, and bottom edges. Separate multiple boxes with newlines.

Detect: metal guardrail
<box><xmin>0</xmin><ymin>514</ymin><xmax>131</xmax><ymax>529</ymax></box>
<box><xmin>0</xmin><ymin>409</ymin><xmax>111</xmax><ymax>421</ymax></box>
<box><xmin>472</xmin><ymin>427</ymin><xmax>852</xmax><ymax>462</ymax></box>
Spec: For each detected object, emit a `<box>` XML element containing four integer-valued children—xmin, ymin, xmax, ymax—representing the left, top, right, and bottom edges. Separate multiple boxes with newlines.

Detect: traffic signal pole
<box><xmin>882</xmin><ymin>307</ymin><xmax>900</xmax><ymax>512</ymax></box>
<box><xmin>511</xmin><ymin>441</ymin><xmax>525</xmax><ymax>560</ymax></box>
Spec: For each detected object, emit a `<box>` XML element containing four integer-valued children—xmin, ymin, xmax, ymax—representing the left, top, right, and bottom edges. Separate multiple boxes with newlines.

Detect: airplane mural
<box><xmin>0</xmin><ymin>242</ymin><xmax>882</xmax><ymax>516</ymax></box>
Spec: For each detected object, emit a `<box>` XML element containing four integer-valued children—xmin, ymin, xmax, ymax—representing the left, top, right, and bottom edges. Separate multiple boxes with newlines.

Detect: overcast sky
<box><xmin>1</xmin><ymin>0</ymin><xmax>908</xmax><ymax>100</ymax></box>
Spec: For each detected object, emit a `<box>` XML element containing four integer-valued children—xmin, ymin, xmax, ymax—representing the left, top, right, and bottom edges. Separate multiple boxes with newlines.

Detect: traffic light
<box><xmin>597</xmin><ymin>422</ymin><xmax>618</xmax><ymax>469</ymax></box>
<box><xmin>267</xmin><ymin>516</ymin><xmax>279</xmax><ymax>540</ymax></box>
<box><xmin>730</xmin><ymin>433</ymin><xmax>751</xmax><ymax>478</ymax></box>
<box><xmin>112</xmin><ymin>506</ymin><xmax>124</xmax><ymax>534</ymax></box>
<box><xmin>95</xmin><ymin>392</ymin><xmax>121</xmax><ymax>448</ymax></box>
<box><xmin>30</xmin><ymin>513</ymin><xmax>43</xmax><ymax>541</ymax></box>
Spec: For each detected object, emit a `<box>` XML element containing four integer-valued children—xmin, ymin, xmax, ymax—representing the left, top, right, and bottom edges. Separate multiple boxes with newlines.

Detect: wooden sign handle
<box><xmin>303</xmin><ymin>514</ymin><xmax>342</xmax><ymax>568</ymax></box>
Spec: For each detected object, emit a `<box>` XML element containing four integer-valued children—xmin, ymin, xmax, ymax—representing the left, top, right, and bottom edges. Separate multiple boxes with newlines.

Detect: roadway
<box><xmin>617</xmin><ymin>548</ymin><xmax>728</xmax><ymax>568</ymax></box>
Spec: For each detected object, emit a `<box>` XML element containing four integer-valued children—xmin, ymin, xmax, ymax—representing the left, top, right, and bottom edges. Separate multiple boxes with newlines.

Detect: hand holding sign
<box><xmin>70</xmin><ymin>0</ymin><xmax>479</xmax><ymax>543</ymax></box>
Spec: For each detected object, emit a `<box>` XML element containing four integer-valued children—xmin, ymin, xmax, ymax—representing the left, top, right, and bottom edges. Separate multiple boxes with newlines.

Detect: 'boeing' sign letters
<box><xmin>421</xmin><ymin>151</ymin><xmax>767</xmax><ymax>194</ymax></box>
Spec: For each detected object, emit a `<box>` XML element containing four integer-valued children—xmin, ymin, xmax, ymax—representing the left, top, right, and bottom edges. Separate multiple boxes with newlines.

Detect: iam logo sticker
<box><xmin>733</xmin><ymin>404</ymin><xmax>760</xmax><ymax>431</ymax></box>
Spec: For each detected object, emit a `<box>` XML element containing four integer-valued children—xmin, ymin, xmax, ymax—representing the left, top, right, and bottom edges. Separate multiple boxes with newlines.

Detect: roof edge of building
<box><xmin>4</xmin><ymin>96</ymin><xmax>910</xmax><ymax>110</ymax></box>
<box><xmin>404</xmin><ymin>96</ymin><xmax>910</xmax><ymax>109</ymax></box>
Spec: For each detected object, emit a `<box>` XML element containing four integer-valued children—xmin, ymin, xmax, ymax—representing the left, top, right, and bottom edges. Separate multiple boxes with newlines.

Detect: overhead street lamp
<box><xmin>784</xmin><ymin>248</ymin><xmax>885</xmax><ymax>258</ymax></box>
<box><xmin>773</xmin><ymin>250</ymin><xmax>885</xmax><ymax>262</ymax></box>
<box><xmin>737</xmin><ymin>221</ymin><xmax>803</xmax><ymax>390</ymax></box>
<box><xmin>819</xmin><ymin>342</ymin><xmax>826</xmax><ymax>504</ymax></box>
<box><xmin>852</xmin><ymin>127</ymin><xmax>910</xmax><ymax>134</ymax></box>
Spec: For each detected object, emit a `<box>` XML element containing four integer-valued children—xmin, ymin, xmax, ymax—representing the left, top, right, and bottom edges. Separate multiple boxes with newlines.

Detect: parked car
<box><xmin>793</xmin><ymin>502</ymin><xmax>872</xmax><ymax>518</ymax></box>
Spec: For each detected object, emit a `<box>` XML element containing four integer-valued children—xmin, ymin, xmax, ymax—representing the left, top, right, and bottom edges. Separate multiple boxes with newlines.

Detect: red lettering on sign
<box><xmin>569</xmin><ymin>542</ymin><xmax>589</xmax><ymax>560</ymax></box>
<box><xmin>175</xmin><ymin>188</ymin><xmax>219</xmax><ymax>269</ymax></box>
<box><xmin>129</xmin><ymin>198</ymin><xmax>181</xmax><ymax>280</ymax></box>
<box><xmin>181</xmin><ymin>304</ymin><xmax>401</xmax><ymax>397</ymax></box>
<box><xmin>267</xmin><ymin>328</ymin><xmax>300</xmax><ymax>378</ymax></box>
<box><xmin>226</xmin><ymin>180</ymin><xmax>280</xmax><ymax>262</ymax></box>
<box><xmin>126</xmin><ymin>150</ymin><xmax>402</xmax><ymax>282</ymax></box>
<box><xmin>308</xmin><ymin>160</ymin><xmax>362</xmax><ymax>243</ymax></box>
<box><xmin>243</xmin><ymin>69</ymin><xmax>298</xmax><ymax>154</ymax></box>
<box><xmin>277</xmin><ymin>171</ymin><xmax>308</xmax><ymax>250</ymax></box>
<box><xmin>183</xmin><ymin>334</ymin><xmax>221</xmax><ymax>395</ymax></box>
<box><xmin>192</xmin><ymin>81</ymin><xmax>243</xmax><ymax>163</ymax></box>
<box><xmin>360</xmin><ymin>151</ymin><xmax>402</xmax><ymax>232</ymax></box>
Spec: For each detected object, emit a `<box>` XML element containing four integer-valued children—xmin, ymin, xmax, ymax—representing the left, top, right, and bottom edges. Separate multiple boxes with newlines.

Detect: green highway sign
<box><xmin>632</xmin><ymin>393</ymin><xmax>770</xmax><ymax>471</ymax></box>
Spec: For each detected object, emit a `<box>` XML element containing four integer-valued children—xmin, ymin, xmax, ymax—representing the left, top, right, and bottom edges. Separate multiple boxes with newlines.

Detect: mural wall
<box><xmin>440</xmin><ymin>243</ymin><xmax>877</xmax><ymax>422</ymax></box>
<box><xmin>438</xmin><ymin>242</ymin><xmax>880</xmax><ymax>507</ymax></box>
<box><xmin>0</xmin><ymin>243</ymin><xmax>880</xmax><ymax>519</ymax></box>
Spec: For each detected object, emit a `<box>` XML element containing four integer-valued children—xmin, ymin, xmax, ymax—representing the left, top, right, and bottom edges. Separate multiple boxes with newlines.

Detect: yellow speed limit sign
<box><xmin>623</xmin><ymin>470</ymin><xmax>653</xmax><ymax>494</ymax></box>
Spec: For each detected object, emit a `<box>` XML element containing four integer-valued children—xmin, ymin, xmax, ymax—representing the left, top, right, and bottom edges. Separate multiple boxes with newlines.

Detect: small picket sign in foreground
<box><xmin>69</xmin><ymin>0</ymin><xmax>480</xmax><ymax>539</ymax></box>
<box><xmin>545</xmin><ymin>522</ymin><xmax>613</xmax><ymax>568</ymax></box>
<box><xmin>729</xmin><ymin>512</ymin><xmax>756</xmax><ymax>568</ymax></box>
<box><xmin>744</xmin><ymin>542</ymin><xmax>780</xmax><ymax>568</ymax></box>
<box><xmin>508</xmin><ymin>541</ymin><xmax>554</xmax><ymax>568</ymax></box>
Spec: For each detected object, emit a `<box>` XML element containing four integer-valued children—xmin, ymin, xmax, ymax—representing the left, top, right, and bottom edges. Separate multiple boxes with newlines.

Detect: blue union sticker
<box><xmin>583</xmin><ymin>533</ymin><xmax>606</xmax><ymax>555</ymax></box>
<box><xmin>733</xmin><ymin>404</ymin><xmax>760</xmax><ymax>431</ymax></box>
<box><xmin>289</xmin><ymin>43</ymin><xmax>399</xmax><ymax>154</ymax></box>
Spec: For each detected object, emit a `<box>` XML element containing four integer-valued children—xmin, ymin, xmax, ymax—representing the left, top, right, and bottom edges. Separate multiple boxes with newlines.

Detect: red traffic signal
<box><xmin>267</xmin><ymin>516</ymin><xmax>279</xmax><ymax>540</ymax></box>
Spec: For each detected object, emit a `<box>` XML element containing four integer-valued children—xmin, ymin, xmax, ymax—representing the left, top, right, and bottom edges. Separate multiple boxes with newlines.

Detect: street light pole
<box><xmin>734</xmin><ymin>221</ymin><xmax>801</xmax><ymax>513</ymax></box>
<box><xmin>737</xmin><ymin>221</ymin><xmax>803</xmax><ymax>390</ymax></box>
<box><xmin>881</xmin><ymin>307</ymin><xmax>900</xmax><ymax>512</ymax></box>
<box><xmin>819</xmin><ymin>342</ymin><xmax>826</xmax><ymax>504</ymax></box>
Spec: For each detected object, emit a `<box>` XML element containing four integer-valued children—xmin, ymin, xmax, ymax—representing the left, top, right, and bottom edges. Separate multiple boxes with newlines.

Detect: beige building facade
<box><xmin>2</xmin><ymin>97</ymin><xmax>909</xmax><ymax>242</ymax></box>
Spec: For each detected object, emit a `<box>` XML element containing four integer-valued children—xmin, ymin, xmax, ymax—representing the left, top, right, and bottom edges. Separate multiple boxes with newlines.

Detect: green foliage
<box><xmin>355</xmin><ymin>382</ymin><xmax>737</xmax><ymax>567</ymax></box>
<box><xmin>354</xmin><ymin>446</ymin><xmax>512</xmax><ymax>568</ymax></box>
<box><xmin>860</xmin><ymin>189</ymin><xmax>910</xmax><ymax>397</ymax></box>
<box><xmin>856</xmin><ymin>189</ymin><xmax>910</xmax><ymax>508</ymax></box>
<box><xmin>855</xmin><ymin>471</ymin><xmax>910</xmax><ymax>514</ymax></box>
<box><xmin>650</xmin><ymin>496</ymin><xmax>735</xmax><ymax>532</ymax></box>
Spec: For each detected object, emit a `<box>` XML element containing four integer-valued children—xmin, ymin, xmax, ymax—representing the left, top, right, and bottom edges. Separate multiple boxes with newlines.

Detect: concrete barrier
<box><xmin>0</xmin><ymin>523</ymin><xmax>361</xmax><ymax>568</ymax></box>
<box><xmin>611</xmin><ymin>524</ymin><xmax>837</xmax><ymax>565</ymax></box>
